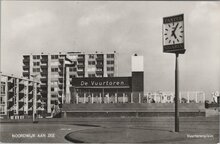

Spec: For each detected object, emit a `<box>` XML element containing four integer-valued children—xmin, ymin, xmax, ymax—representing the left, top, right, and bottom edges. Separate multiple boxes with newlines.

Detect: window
<box><xmin>33</xmin><ymin>62</ymin><xmax>40</xmax><ymax>66</ymax></box>
<box><xmin>88</xmin><ymin>74</ymin><xmax>95</xmax><ymax>77</ymax></box>
<box><xmin>51</xmin><ymin>68</ymin><xmax>58</xmax><ymax>72</ymax></box>
<box><xmin>51</xmin><ymin>55</ymin><xmax>58</xmax><ymax>59</ymax></box>
<box><xmin>51</xmin><ymin>81</ymin><xmax>58</xmax><ymax>85</ymax></box>
<box><xmin>33</xmin><ymin>68</ymin><xmax>40</xmax><ymax>72</ymax></box>
<box><xmin>69</xmin><ymin>67</ymin><xmax>76</xmax><ymax>72</ymax></box>
<box><xmin>33</xmin><ymin>55</ymin><xmax>40</xmax><ymax>59</ymax></box>
<box><xmin>96</xmin><ymin>74</ymin><xmax>102</xmax><ymax>77</ymax></box>
<box><xmin>51</xmin><ymin>87</ymin><xmax>54</xmax><ymax>91</ymax></box>
<box><xmin>107</xmin><ymin>60</ymin><xmax>114</xmax><ymax>65</ymax></box>
<box><xmin>78</xmin><ymin>67</ymin><xmax>84</xmax><ymax>71</ymax></box>
<box><xmin>107</xmin><ymin>54</ymin><xmax>114</xmax><ymax>58</ymax></box>
<box><xmin>97</xmin><ymin>62</ymin><xmax>103</xmax><ymax>65</ymax></box>
<box><xmin>0</xmin><ymin>97</ymin><xmax>5</xmax><ymax>104</ymax></box>
<box><xmin>51</xmin><ymin>61</ymin><xmax>59</xmax><ymax>66</ymax></box>
<box><xmin>70</xmin><ymin>75</ymin><xmax>76</xmax><ymax>78</ymax></box>
<box><xmin>51</xmin><ymin>95</ymin><xmax>57</xmax><ymax>98</ymax></box>
<box><xmin>107</xmin><ymin>67</ymin><xmax>114</xmax><ymax>71</ymax></box>
<box><xmin>88</xmin><ymin>61</ymin><xmax>95</xmax><ymax>65</ymax></box>
<box><xmin>89</xmin><ymin>54</ymin><xmax>94</xmax><ymax>59</ymax></box>
<box><xmin>108</xmin><ymin>74</ymin><xmax>114</xmax><ymax>77</ymax></box>
<box><xmin>0</xmin><ymin>106</ymin><xmax>5</xmax><ymax>114</ymax></box>
<box><xmin>1</xmin><ymin>85</ymin><xmax>5</xmax><ymax>94</ymax></box>
<box><xmin>78</xmin><ymin>62</ymin><xmax>84</xmax><ymax>65</ymax></box>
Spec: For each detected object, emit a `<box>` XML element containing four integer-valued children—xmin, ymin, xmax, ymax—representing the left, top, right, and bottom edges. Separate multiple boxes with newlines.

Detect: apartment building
<box><xmin>22</xmin><ymin>51</ymin><xmax>118</xmax><ymax>113</ymax></box>
<box><xmin>0</xmin><ymin>73</ymin><xmax>41</xmax><ymax>119</ymax></box>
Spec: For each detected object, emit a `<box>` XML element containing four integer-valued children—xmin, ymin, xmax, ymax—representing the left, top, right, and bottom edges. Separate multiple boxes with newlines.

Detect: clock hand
<box><xmin>171</xmin><ymin>23</ymin><xmax>179</xmax><ymax>39</ymax></box>
<box><xmin>173</xmin><ymin>23</ymin><xmax>179</xmax><ymax>32</ymax></box>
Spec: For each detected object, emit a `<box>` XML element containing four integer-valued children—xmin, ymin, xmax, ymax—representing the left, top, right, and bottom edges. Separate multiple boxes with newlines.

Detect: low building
<box><xmin>0</xmin><ymin>73</ymin><xmax>42</xmax><ymax>119</ymax></box>
<box><xmin>68</xmin><ymin>54</ymin><xmax>144</xmax><ymax>104</ymax></box>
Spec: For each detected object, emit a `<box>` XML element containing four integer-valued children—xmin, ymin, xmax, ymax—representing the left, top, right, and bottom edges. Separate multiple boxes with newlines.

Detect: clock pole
<box><xmin>175</xmin><ymin>53</ymin><xmax>179</xmax><ymax>132</ymax></box>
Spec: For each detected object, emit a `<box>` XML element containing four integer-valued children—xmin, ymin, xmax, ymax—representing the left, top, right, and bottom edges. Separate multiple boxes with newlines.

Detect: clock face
<box><xmin>163</xmin><ymin>21</ymin><xmax>184</xmax><ymax>45</ymax></box>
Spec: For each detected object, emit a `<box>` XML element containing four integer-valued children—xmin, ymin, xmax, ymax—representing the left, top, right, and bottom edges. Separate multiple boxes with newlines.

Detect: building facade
<box><xmin>68</xmin><ymin>54</ymin><xmax>144</xmax><ymax>104</ymax></box>
<box><xmin>0</xmin><ymin>73</ymin><xmax>42</xmax><ymax>119</ymax></box>
<box><xmin>22</xmin><ymin>52</ymin><xmax>118</xmax><ymax>113</ymax></box>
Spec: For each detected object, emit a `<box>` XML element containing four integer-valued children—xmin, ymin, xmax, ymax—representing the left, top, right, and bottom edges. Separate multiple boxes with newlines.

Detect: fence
<box><xmin>66</xmin><ymin>91</ymin><xmax>205</xmax><ymax>104</ymax></box>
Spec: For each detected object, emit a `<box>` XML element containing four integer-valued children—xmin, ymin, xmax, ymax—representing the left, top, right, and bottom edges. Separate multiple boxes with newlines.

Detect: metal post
<box><xmin>131</xmin><ymin>93</ymin><xmax>133</xmax><ymax>103</ymax></box>
<box><xmin>195</xmin><ymin>91</ymin><xmax>198</xmax><ymax>103</ymax></box>
<box><xmin>187</xmin><ymin>92</ymin><xmax>190</xmax><ymax>103</ymax></box>
<box><xmin>203</xmin><ymin>92</ymin><xmax>205</xmax><ymax>103</ymax></box>
<box><xmin>175</xmin><ymin>53</ymin><xmax>179</xmax><ymax>132</ymax></box>
<box><xmin>62</xmin><ymin>59</ymin><xmax>65</xmax><ymax>104</ymax></box>
<box><xmin>115</xmin><ymin>93</ymin><xmax>117</xmax><ymax>103</ymax></box>
<box><xmin>100</xmin><ymin>93</ymin><xmax>102</xmax><ymax>103</ymax></box>
<box><xmin>76</xmin><ymin>94</ymin><xmax>78</xmax><ymax>104</ymax></box>
<box><xmin>107</xmin><ymin>93</ymin><xmax>110</xmax><ymax>103</ymax></box>
<box><xmin>84</xmin><ymin>93</ymin><xmax>86</xmax><ymax>104</ymax></box>
<box><xmin>139</xmin><ymin>93</ymin><xmax>141</xmax><ymax>103</ymax></box>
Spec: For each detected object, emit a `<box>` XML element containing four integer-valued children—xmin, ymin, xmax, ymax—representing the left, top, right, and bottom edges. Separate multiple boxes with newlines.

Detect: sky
<box><xmin>1</xmin><ymin>1</ymin><xmax>220</xmax><ymax>100</ymax></box>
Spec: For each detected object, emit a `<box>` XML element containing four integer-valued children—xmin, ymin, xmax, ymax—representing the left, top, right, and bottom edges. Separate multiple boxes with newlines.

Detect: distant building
<box><xmin>22</xmin><ymin>52</ymin><xmax>118</xmax><ymax>113</ymax></box>
<box><xmin>212</xmin><ymin>91</ymin><xmax>220</xmax><ymax>104</ymax></box>
<box><xmin>0</xmin><ymin>73</ymin><xmax>42</xmax><ymax>119</ymax></box>
<box><xmin>144</xmin><ymin>91</ymin><xmax>205</xmax><ymax>103</ymax></box>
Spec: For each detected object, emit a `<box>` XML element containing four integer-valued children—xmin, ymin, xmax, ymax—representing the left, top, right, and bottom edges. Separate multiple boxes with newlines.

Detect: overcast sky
<box><xmin>1</xmin><ymin>1</ymin><xmax>220</xmax><ymax>100</ymax></box>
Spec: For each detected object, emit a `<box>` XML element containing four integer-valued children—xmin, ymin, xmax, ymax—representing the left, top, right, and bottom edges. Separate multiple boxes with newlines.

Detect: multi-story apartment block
<box><xmin>22</xmin><ymin>51</ymin><xmax>118</xmax><ymax>113</ymax></box>
<box><xmin>0</xmin><ymin>73</ymin><xmax>41</xmax><ymax>119</ymax></box>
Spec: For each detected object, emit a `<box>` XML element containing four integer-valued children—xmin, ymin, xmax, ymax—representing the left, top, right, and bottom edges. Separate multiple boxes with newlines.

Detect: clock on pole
<box><xmin>163</xmin><ymin>14</ymin><xmax>186</xmax><ymax>54</ymax></box>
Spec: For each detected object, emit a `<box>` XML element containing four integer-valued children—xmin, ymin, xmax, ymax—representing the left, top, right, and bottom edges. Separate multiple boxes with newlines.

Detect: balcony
<box><xmin>96</xmin><ymin>70</ymin><xmax>103</xmax><ymax>74</ymax></box>
<box><xmin>96</xmin><ymin>63</ymin><xmax>103</xmax><ymax>68</ymax></box>
<box><xmin>58</xmin><ymin>70</ymin><xmax>64</xmax><ymax>76</ymax></box>
<box><xmin>58</xmin><ymin>77</ymin><xmax>64</xmax><ymax>82</ymax></box>
<box><xmin>41</xmin><ymin>91</ymin><xmax>47</xmax><ymax>97</ymax></box>
<box><xmin>23</xmin><ymin>65</ymin><xmax>29</xmax><ymax>70</ymax></box>
<box><xmin>58</xmin><ymin>83</ymin><xmax>63</xmax><ymax>89</ymax></box>
<box><xmin>7</xmin><ymin>101</ymin><xmax>14</xmax><ymax>109</ymax></box>
<box><xmin>77</xmin><ymin>64</ymin><xmax>85</xmax><ymax>68</ymax></box>
<box><xmin>40</xmin><ymin>59</ymin><xmax>48</xmax><ymax>63</ymax></box>
<box><xmin>8</xmin><ymin>91</ymin><xmax>14</xmax><ymax>100</ymax></box>
<box><xmin>40</xmin><ymin>84</ymin><xmax>47</xmax><ymax>89</ymax></box>
<box><xmin>40</xmin><ymin>71</ymin><xmax>47</xmax><ymax>76</ymax></box>
<box><xmin>28</xmin><ymin>85</ymin><xmax>33</xmax><ymax>91</ymax></box>
<box><xmin>19</xmin><ymin>93</ymin><xmax>25</xmax><ymax>100</ymax></box>
<box><xmin>77</xmin><ymin>57</ymin><xmax>85</xmax><ymax>62</ymax></box>
<box><xmin>18</xmin><ymin>102</ymin><xmax>24</xmax><ymax>109</ymax></box>
<box><xmin>7</xmin><ymin>82</ymin><xmax>14</xmax><ymax>90</ymax></box>
<box><xmin>19</xmin><ymin>84</ymin><xmax>25</xmax><ymax>91</ymax></box>
<box><xmin>37</xmin><ymin>94</ymin><xmax>42</xmax><ymax>100</ymax></box>
<box><xmin>18</xmin><ymin>111</ymin><xmax>24</xmax><ymax>115</ymax></box>
<box><xmin>40</xmin><ymin>78</ymin><xmax>47</xmax><ymax>83</ymax></box>
<box><xmin>40</xmin><ymin>64</ymin><xmax>47</xmax><ymax>69</ymax></box>
<box><xmin>28</xmin><ymin>110</ymin><xmax>33</xmax><ymax>115</ymax></box>
<box><xmin>77</xmin><ymin>70</ymin><xmax>84</xmax><ymax>75</ymax></box>
<box><xmin>96</xmin><ymin>54</ymin><xmax>103</xmax><ymax>61</ymax></box>
<box><xmin>58</xmin><ymin>64</ymin><xmax>64</xmax><ymax>70</ymax></box>
<box><xmin>37</xmin><ymin>103</ymin><xmax>42</xmax><ymax>108</ymax></box>
<box><xmin>23</xmin><ymin>71</ymin><xmax>29</xmax><ymax>77</ymax></box>
<box><xmin>28</xmin><ymin>102</ymin><xmax>33</xmax><ymax>109</ymax></box>
<box><xmin>23</xmin><ymin>59</ymin><xmax>30</xmax><ymax>64</ymax></box>
<box><xmin>59</xmin><ymin>59</ymin><xmax>64</xmax><ymax>63</ymax></box>
<box><xmin>28</xmin><ymin>94</ymin><xmax>33</xmax><ymax>100</ymax></box>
